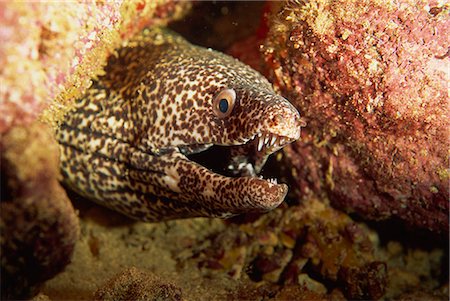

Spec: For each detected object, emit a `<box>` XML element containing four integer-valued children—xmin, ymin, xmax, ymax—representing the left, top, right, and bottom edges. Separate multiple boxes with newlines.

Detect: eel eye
<box><xmin>213</xmin><ymin>88</ymin><xmax>236</xmax><ymax>118</ymax></box>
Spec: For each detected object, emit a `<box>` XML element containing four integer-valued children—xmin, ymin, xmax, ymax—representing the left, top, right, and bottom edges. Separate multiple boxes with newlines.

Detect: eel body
<box><xmin>56</xmin><ymin>28</ymin><xmax>302</xmax><ymax>221</ymax></box>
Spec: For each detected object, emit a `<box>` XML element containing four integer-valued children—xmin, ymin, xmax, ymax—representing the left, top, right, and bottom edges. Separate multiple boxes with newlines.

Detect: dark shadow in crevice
<box><xmin>169</xmin><ymin>1</ymin><xmax>266</xmax><ymax>51</ymax></box>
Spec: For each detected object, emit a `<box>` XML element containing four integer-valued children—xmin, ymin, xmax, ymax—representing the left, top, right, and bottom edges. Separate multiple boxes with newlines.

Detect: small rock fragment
<box><xmin>0</xmin><ymin>121</ymin><xmax>79</xmax><ymax>299</ymax></box>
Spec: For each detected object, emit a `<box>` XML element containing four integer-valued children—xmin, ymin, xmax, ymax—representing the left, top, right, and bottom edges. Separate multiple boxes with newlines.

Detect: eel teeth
<box><xmin>257</xmin><ymin>136</ymin><xmax>264</xmax><ymax>152</ymax></box>
<box><xmin>255</xmin><ymin>132</ymin><xmax>291</xmax><ymax>152</ymax></box>
<box><xmin>270</xmin><ymin>135</ymin><xmax>277</xmax><ymax>146</ymax></box>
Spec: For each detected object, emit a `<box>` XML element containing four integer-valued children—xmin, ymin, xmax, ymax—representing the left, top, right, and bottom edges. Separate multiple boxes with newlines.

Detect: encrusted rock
<box><xmin>0</xmin><ymin>1</ymin><xmax>190</xmax><ymax>133</ymax></box>
<box><xmin>0</xmin><ymin>122</ymin><xmax>79</xmax><ymax>299</ymax></box>
<box><xmin>192</xmin><ymin>197</ymin><xmax>387</xmax><ymax>299</ymax></box>
<box><xmin>338</xmin><ymin>261</ymin><xmax>387</xmax><ymax>300</ymax></box>
<box><xmin>249</xmin><ymin>249</ymin><xmax>293</xmax><ymax>283</ymax></box>
<box><xmin>297</xmin><ymin>274</ymin><xmax>327</xmax><ymax>295</ymax></box>
<box><xmin>0</xmin><ymin>2</ymin><xmax>190</xmax><ymax>297</ymax></box>
<box><xmin>262</xmin><ymin>0</ymin><xmax>449</xmax><ymax>234</ymax></box>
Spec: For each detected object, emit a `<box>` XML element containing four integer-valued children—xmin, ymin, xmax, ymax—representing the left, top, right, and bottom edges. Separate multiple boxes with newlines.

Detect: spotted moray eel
<box><xmin>56</xmin><ymin>27</ymin><xmax>302</xmax><ymax>221</ymax></box>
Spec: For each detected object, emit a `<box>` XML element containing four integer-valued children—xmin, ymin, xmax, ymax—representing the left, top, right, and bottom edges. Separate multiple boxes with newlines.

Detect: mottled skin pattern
<box><xmin>56</xmin><ymin>28</ymin><xmax>302</xmax><ymax>221</ymax></box>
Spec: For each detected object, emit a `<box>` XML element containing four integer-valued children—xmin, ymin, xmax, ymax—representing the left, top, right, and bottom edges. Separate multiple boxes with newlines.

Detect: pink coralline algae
<box><xmin>262</xmin><ymin>0</ymin><xmax>449</xmax><ymax>234</ymax></box>
<box><xmin>0</xmin><ymin>1</ymin><xmax>190</xmax><ymax>133</ymax></box>
<box><xmin>1</xmin><ymin>122</ymin><xmax>80</xmax><ymax>299</ymax></box>
<box><xmin>0</xmin><ymin>2</ymin><xmax>189</xmax><ymax>298</ymax></box>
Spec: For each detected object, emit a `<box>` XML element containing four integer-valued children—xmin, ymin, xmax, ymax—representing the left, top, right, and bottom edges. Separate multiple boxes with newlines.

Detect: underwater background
<box><xmin>1</xmin><ymin>1</ymin><xmax>448</xmax><ymax>300</ymax></box>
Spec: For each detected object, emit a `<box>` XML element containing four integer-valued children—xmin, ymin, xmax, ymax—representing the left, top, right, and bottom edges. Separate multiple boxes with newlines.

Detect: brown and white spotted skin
<box><xmin>56</xmin><ymin>27</ymin><xmax>303</xmax><ymax>221</ymax></box>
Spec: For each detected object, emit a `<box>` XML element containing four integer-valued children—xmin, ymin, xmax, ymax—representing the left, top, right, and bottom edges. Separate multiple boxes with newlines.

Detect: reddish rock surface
<box><xmin>0</xmin><ymin>2</ymin><xmax>190</xmax><ymax>298</ymax></box>
<box><xmin>0</xmin><ymin>1</ymin><xmax>189</xmax><ymax>133</ymax></box>
<box><xmin>261</xmin><ymin>0</ymin><xmax>449</xmax><ymax>234</ymax></box>
<box><xmin>0</xmin><ymin>122</ymin><xmax>79</xmax><ymax>299</ymax></box>
<box><xmin>195</xmin><ymin>198</ymin><xmax>387</xmax><ymax>300</ymax></box>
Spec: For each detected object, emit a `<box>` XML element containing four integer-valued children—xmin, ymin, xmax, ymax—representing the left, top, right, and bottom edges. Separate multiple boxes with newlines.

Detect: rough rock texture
<box><xmin>0</xmin><ymin>2</ymin><xmax>190</xmax><ymax>298</ymax></box>
<box><xmin>93</xmin><ymin>267</ymin><xmax>183</xmax><ymax>301</ymax></box>
<box><xmin>0</xmin><ymin>0</ymin><xmax>190</xmax><ymax>133</ymax></box>
<box><xmin>380</xmin><ymin>241</ymin><xmax>447</xmax><ymax>299</ymax></box>
<box><xmin>40</xmin><ymin>196</ymin><xmax>447</xmax><ymax>300</ymax></box>
<box><xmin>0</xmin><ymin>122</ymin><xmax>79</xmax><ymax>299</ymax></box>
<box><xmin>195</xmin><ymin>198</ymin><xmax>387</xmax><ymax>300</ymax></box>
<box><xmin>1</xmin><ymin>1</ymin><xmax>447</xmax><ymax>299</ymax></box>
<box><xmin>262</xmin><ymin>0</ymin><xmax>449</xmax><ymax>234</ymax></box>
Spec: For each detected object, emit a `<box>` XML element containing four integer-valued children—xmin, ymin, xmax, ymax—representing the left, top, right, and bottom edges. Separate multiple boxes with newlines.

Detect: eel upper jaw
<box><xmin>253</xmin><ymin>131</ymin><xmax>297</xmax><ymax>153</ymax></box>
<box><xmin>181</xmin><ymin>128</ymin><xmax>299</xmax><ymax>181</ymax></box>
<box><xmin>247</xmin><ymin>130</ymin><xmax>299</xmax><ymax>174</ymax></box>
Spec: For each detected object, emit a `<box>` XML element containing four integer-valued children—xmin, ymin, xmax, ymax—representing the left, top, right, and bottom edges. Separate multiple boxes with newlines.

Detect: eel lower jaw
<box><xmin>178</xmin><ymin>131</ymin><xmax>297</xmax><ymax>214</ymax></box>
<box><xmin>178</xmin><ymin>149</ymin><xmax>288</xmax><ymax>214</ymax></box>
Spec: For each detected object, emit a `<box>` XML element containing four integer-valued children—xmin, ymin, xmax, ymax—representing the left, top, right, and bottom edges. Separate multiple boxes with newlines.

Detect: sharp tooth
<box><xmin>280</xmin><ymin>138</ymin><xmax>286</xmax><ymax>145</ymax></box>
<box><xmin>268</xmin><ymin>178</ymin><xmax>278</xmax><ymax>184</ymax></box>
<box><xmin>238</xmin><ymin>162</ymin><xmax>247</xmax><ymax>169</ymax></box>
<box><xmin>270</xmin><ymin>135</ymin><xmax>277</xmax><ymax>146</ymax></box>
<box><xmin>264</xmin><ymin>135</ymin><xmax>270</xmax><ymax>145</ymax></box>
<box><xmin>257</xmin><ymin>137</ymin><xmax>264</xmax><ymax>151</ymax></box>
<box><xmin>258</xmin><ymin>133</ymin><xmax>262</xmax><ymax>137</ymax></box>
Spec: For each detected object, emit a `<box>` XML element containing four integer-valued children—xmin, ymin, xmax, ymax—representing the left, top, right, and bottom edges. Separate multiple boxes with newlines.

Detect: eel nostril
<box><xmin>272</xmin><ymin>115</ymin><xmax>283</xmax><ymax>125</ymax></box>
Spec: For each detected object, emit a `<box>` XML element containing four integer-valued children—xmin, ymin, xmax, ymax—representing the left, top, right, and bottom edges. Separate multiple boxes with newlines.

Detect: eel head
<box><xmin>156</xmin><ymin>68</ymin><xmax>303</xmax><ymax>218</ymax></box>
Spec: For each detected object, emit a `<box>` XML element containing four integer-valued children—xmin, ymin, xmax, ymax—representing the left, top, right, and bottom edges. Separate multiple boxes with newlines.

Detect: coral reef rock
<box><xmin>263</xmin><ymin>0</ymin><xmax>449</xmax><ymax>234</ymax></box>
<box><xmin>195</xmin><ymin>198</ymin><xmax>387</xmax><ymax>300</ymax></box>
<box><xmin>0</xmin><ymin>121</ymin><xmax>80</xmax><ymax>299</ymax></box>
<box><xmin>0</xmin><ymin>3</ymin><xmax>189</xmax><ymax>297</ymax></box>
<box><xmin>0</xmin><ymin>0</ymin><xmax>190</xmax><ymax>133</ymax></box>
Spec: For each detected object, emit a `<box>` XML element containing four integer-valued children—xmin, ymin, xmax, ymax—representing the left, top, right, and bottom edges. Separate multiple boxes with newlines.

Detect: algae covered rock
<box><xmin>0</xmin><ymin>122</ymin><xmax>79</xmax><ymax>299</ymax></box>
<box><xmin>195</xmin><ymin>198</ymin><xmax>387</xmax><ymax>300</ymax></box>
<box><xmin>0</xmin><ymin>0</ymin><xmax>190</xmax><ymax>134</ymax></box>
<box><xmin>263</xmin><ymin>0</ymin><xmax>449</xmax><ymax>234</ymax></box>
<box><xmin>0</xmin><ymin>1</ymin><xmax>190</xmax><ymax>298</ymax></box>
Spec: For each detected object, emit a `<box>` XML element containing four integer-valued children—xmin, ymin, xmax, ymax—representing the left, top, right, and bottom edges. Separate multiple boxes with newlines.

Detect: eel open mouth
<box><xmin>176</xmin><ymin>130</ymin><xmax>298</xmax><ymax>216</ymax></box>
<box><xmin>185</xmin><ymin>131</ymin><xmax>293</xmax><ymax>178</ymax></box>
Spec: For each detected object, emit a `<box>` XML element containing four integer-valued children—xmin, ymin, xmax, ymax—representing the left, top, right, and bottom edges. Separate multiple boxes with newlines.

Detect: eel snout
<box><xmin>254</xmin><ymin>103</ymin><xmax>302</xmax><ymax>152</ymax></box>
